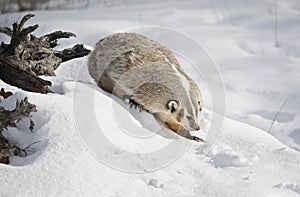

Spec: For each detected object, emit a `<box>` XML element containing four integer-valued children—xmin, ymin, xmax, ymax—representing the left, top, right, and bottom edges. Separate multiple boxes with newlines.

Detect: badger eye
<box><xmin>198</xmin><ymin>101</ymin><xmax>201</xmax><ymax>105</ymax></box>
<box><xmin>167</xmin><ymin>100</ymin><xmax>178</xmax><ymax>113</ymax></box>
<box><xmin>170</xmin><ymin>105</ymin><xmax>176</xmax><ymax>113</ymax></box>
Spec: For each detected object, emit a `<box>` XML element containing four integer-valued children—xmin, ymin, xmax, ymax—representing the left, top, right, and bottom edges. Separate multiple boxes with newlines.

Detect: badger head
<box><xmin>149</xmin><ymin>84</ymin><xmax>203</xmax><ymax>133</ymax></box>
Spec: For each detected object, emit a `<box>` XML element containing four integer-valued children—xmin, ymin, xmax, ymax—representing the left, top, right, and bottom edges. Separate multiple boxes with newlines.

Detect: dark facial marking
<box><xmin>186</xmin><ymin>115</ymin><xmax>193</xmax><ymax>121</ymax></box>
<box><xmin>171</xmin><ymin>105</ymin><xmax>176</xmax><ymax>113</ymax></box>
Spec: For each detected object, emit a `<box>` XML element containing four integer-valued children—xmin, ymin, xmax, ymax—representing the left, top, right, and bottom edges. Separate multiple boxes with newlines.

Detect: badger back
<box><xmin>88</xmin><ymin>33</ymin><xmax>161</xmax><ymax>81</ymax></box>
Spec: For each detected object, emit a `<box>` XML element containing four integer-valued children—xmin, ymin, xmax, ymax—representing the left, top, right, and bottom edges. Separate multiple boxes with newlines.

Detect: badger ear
<box><xmin>167</xmin><ymin>100</ymin><xmax>178</xmax><ymax>113</ymax></box>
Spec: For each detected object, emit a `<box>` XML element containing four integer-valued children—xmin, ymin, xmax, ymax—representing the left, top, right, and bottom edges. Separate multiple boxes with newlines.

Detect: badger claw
<box><xmin>193</xmin><ymin>136</ymin><xmax>205</xmax><ymax>143</ymax></box>
<box><xmin>127</xmin><ymin>96</ymin><xmax>144</xmax><ymax>112</ymax></box>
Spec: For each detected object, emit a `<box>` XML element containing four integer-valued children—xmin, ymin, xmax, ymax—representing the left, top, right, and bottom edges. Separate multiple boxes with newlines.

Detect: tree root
<box><xmin>0</xmin><ymin>14</ymin><xmax>90</xmax><ymax>93</ymax></box>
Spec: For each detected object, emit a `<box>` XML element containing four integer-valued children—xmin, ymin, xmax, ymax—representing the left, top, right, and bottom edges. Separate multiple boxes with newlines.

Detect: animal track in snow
<box><xmin>207</xmin><ymin>147</ymin><xmax>249</xmax><ymax>168</ymax></box>
<box><xmin>147</xmin><ymin>179</ymin><xmax>164</xmax><ymax>189</ymax></box>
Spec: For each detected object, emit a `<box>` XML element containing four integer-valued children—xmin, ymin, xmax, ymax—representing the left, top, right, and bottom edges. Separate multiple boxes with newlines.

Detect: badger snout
<box><xmin>184</xmin><ymin>122</ymin><xmax>200</xmax><ymax>131</ymax></box>
<box><xmin>191</xmin><ymin>124</ymin><xmax>200</xmax><ymax>131</ymax></box>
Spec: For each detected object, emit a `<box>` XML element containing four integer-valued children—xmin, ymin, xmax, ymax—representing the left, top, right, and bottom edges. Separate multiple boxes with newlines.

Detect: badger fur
<box><xmin>88</xmin><ymin>33</ymin><xmax>203</xmax><ymax>142</ymax></box>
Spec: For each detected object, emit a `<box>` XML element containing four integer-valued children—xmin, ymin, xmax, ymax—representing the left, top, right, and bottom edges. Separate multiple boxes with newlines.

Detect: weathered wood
<box><xmin>0</xmin><ymin>97</ymin><xmax>37</xmax><ymax>130</ymax></box>
<box><xmin>0</xmin><ymin>97</ymin><xmax>37</xmax><ymax>164</ymax></box>
<box><xmin>0</xmin><ymin>57</ymin><xmax>51</xmax><ymax>93</ymax></box>
<box><xmin>0</xmin><ymin>14</ymin><xmax>90</xmax><ymax>163</ymax></box>
<box><xmin>18</xmin><ymin>14</ymin><xmax>35</xmax><ymax>30</ymax></box>
<box><xmin>0</xmin><ymin>14</ymin><xmax>90</xmax><ymax>93</ymax></box>
<box><xmin>40</xmin><ymin>31</ymin><xmax>76</xmax><ymax>48</ymax></box>
<box><xmin>0</xmin><ymin>27</ymin><xmax>12</xmax><ymax>37</ymax></box>
<box><xmin>0</xmin><ymin>88</ymin><xmax>13</xmax><ymax>99</ymax></box>
<box><xmin>0</xmin><ymin>135</ymin><xmax>16</xmax><ymax>164</ymax></box>
<box><xmin>54</xmin><ymin>44</ymin><xmax>90</xmax><ymax>62</ymax></box>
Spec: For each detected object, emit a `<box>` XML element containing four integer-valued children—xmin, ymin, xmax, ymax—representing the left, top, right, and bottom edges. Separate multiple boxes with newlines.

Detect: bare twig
<box><xmin>268</xmin><ymin>99</ymin><xmax>289</xmax><ymax>134</ymax></box>
<box><xmin>18</xmin><ymin>13</ymin><xmax>35</xmax><ymax>30</ymax></box>
<box><xmin>0</xmin><ymin>27</ymin><xmax>12</xmax><ymax>37</ymax></box>
<box><xmin>274</xmin><ymin>0</ymin><xmax>279</xmax><ymax>47</ymax></box>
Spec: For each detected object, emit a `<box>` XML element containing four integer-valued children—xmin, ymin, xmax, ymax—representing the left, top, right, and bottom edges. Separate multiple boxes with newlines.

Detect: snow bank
<box><xmin>0</xmin><ymin>0</ymin><xmax>300</xmax><ymax>196</ymax></box>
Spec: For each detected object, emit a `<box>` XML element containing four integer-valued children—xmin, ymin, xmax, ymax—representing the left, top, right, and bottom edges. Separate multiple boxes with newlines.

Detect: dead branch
<box><xmin>0</xmin><ymin>57</ymin><xmax>51</xmax><ymax>94</ymax></box>
<box><xmin>0</xmin><ymin>97</ymin><xmax>37</xmax><ymax>131</ymax></box>
<box><xmin>0</xmin><ymin>97</ymin><xmax>37</xmax><ymax>164</ymax></box>
<box><xmin>54</xmin><ymin>44</ymin><xmax>90</xmax><ymax>62</ymax></box>
<box><xmin>0</xmin><ymin>88</ymin><xmax>13</xmax><ymax>99</ymax></box>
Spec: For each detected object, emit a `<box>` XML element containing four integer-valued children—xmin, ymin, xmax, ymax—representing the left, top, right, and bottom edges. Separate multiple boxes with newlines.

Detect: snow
<box><xmin>1</xmin><ymin>0</ymin><xmax>300</xmax><ymax>196</ymax></box>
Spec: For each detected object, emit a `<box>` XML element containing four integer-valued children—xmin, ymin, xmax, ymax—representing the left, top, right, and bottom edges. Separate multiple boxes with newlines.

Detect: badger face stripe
<box><xmin>154</xmin><ymin>49</ymin><xmax>199</xmax><ymax>129</ymax></box>
<box><xmin>168</xmin><ymin>63</ymin><xmax>197</xmax><ymax>123</ymax></box>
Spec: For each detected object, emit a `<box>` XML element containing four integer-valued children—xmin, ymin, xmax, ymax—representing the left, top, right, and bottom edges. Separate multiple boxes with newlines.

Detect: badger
<box><xmin>88</xmin><ymin>33</ymin><xmax>203</xmax><ymax>142</ymax></box>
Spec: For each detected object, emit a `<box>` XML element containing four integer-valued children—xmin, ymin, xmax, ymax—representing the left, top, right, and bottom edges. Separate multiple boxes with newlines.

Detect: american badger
<box><xmin>88</xmin><ymin>33</ymin><xmax>203</xmax><ymax>142</ymax></box>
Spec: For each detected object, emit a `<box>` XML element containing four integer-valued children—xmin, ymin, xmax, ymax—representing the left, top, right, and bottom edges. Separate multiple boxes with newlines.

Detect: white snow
<box><xmin>1</xmin><ymin>0</ymin><xmax>300</xmax><ymax>196</ymax></box>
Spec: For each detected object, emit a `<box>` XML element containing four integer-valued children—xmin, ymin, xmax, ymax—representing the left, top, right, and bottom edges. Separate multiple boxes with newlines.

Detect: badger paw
<box><xmin>124</xmin><ymin>95</ymin><xmax>145</xmax><ymax>112</ymax></box>
<box><xmin>130</xmin><ymin>101</ymin><xmax>143</xmax><ymax>111</ymax></box>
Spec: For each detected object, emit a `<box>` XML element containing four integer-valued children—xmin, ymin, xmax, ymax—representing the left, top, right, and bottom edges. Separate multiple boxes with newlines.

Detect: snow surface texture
<box><xmin>0</xmin><ymin>0</ymin><xmax>300</xmax><ymax>196</ymax></box>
